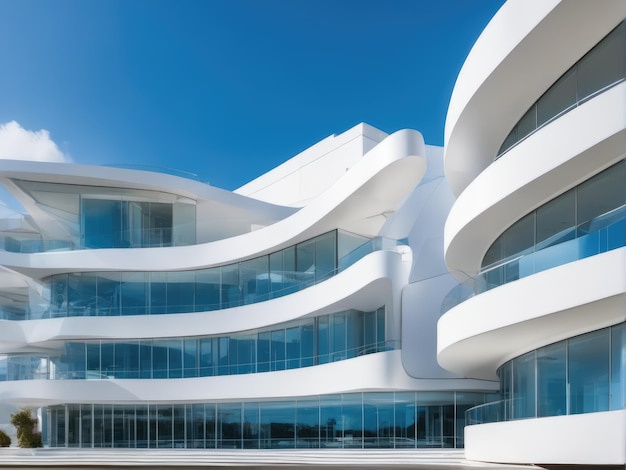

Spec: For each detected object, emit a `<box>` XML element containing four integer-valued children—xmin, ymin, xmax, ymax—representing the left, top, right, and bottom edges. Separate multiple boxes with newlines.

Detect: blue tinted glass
<box><xmin>611</xmin><ymin>323</ymin><xmax>626</xmax><ymax>410</ymax></box>
<box><xmin>512</xmin><ymin>352</ymin><xmax>536</xmax><ymax>419</ymax></box>
<box><xmin>286</xmin><ymin>327</ymin><xmax>300</xmax><ymax>369</ymax></box>
<box><xmin>296</xmin><ymin>400</ymin><xmax>319</xmax><ymax>448</ymax></box>
<box><xmin>271</xmin><ymin>330</ymin><xmax>285</xmax><ymax>371</ymax></box>
<box><xmin>537</xmin><ymin>342</ymin><xmax>566</xmax><ymax>417</ymax></box>
<box><xmin>568</xmin><ymin>329</ymin><xmax>610</xmax><ymax>414</ymax></box>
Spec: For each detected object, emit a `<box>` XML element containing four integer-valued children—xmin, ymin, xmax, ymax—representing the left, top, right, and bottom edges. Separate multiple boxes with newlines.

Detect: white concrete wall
<box><xmin>235</xmin><ymin>123</ymin><xmax>388</xmax><ymax>207</ymax></box>
<box><xmin>465</xmin><ymin>410</ymin><xmax>626</xmax><ymax>465</ymax></box>
<box><xmin>444</xmin><ymin>0</ymin><xmax>626</xmax><ymax>196</ymax></box>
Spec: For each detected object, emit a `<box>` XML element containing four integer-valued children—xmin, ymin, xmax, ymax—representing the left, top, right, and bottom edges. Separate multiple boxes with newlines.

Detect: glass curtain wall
<box><xmin>81</xmin><ymin>198</ymin><xmax>196</xmax><ymax>249</ymax></box>
<box><xmin>36</xmin><ymin>230</ymin><xmax>393</xmax><ymax>320</ymax></box>
<box><xmin>467</xmin><ymin>322</ymin><xmax>625</xmax><ymax>425</ymax></box>
<box><xmin>497</xmin><ymin>21</ymin><xmax>625</xmax><ymax>157</ymax></box>
<box><xmin>4</xmin><ymin>308</ymin><xmax>390</xmax><ymax>381</ymax></box>
<box><xmin>45</xmin><ymin>392</ymin><xmax>495</xmax><ymax>449</ymax></box>
<box><xmin>480</xmin><ymin>160</ymin><xmax>626</xmax><ymax>289</ymax></box>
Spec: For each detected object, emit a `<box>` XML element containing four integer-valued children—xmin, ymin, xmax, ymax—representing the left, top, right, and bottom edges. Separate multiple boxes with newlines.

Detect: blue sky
<box><xmin>0</xmin><ymin>0</ymin><xmax>504</xmax><ymax>190</ymax></box>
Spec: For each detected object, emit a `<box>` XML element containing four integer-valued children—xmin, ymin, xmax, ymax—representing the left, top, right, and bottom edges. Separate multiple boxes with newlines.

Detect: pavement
<box><xmin>0</xmin><ymin>448</ymin><xmax>544</xmax><ymax>469</ymax></box>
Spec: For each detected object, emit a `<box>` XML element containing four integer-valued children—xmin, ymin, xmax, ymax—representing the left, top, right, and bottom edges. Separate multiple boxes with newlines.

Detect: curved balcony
<box><xmin>0</xmin><ymin>307</ymin><xmax>396</xmax><ymax>382</ymax></box>
<box><xmin>442</xmin><ymin>205</ymin><xmax>625</xmax><ymax>313</ymax></box>
<box><xmin>1</xmin><ymin>232</ymin><xmax>406</xmax><ymax>321</ymax></box>
<box><xmin>465</xmin><ymin>322</ymin><xmax>625</xmax><ymax>426</ymax></box>
<box><xmin>496</xmin><ymin>21</ymin><xmax>625</xmax><ymax>158</ymax></box>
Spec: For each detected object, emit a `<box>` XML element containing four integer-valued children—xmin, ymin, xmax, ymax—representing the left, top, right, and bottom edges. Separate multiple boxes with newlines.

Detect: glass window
<box><xmin>315</xmin><ymin>231</ymin><xmax>336</xmax><ymax>281</ymax></box>
<box><xmin>257</xmin><ymin>332</ymin><xmax>270</xmax><ymax>373</ymax></box>
<box><xmin>218</xmin><ymin>337</ymin><xmax>229</xmax><ymax>376</ymax></box>
<box><xmin>516</xmin><ymin>104</ymin><xmax>537</xmax><ymax>141</ymax></box>
<box><xmin>537</xmin><ymin>342</ymin><xmax>566</xmax><ymax>417</ymax></box>
<box><xmin>221</xmin><ymin>265</ymin><xmax>240</xmax><ymax>308</ymax></box>
<box><xmin>568</xmin><ymin>329</ymin><xmax>610</xmax><ymax>414</ymax></box>
<box><xmin>166</xmin><ymin>271</ymin><xmax>195</xmax><ymax>314</ymax></box>
<box><xmin>183</xmin><ymin>338</ymin><xmax>198</xmax><ymax>378</ymax></box>
<box><xmin>198</xmin><ymin>338</ymin><xmax>214</xmax><ymax>377</ymax></box>
<box><xmin>81</xmin><ymin>404</ymin><xmax>93</xmax><ymax>448</ymax></box>
<box><xmin>139</xmin><ymin>340</ymin><xmax>152</xmax><ymax>379</ymax></box>
<box><xmin>537</xmin><ymin>69</ymin><xmax>577</xmax><ymax>127</ymax></box>
<box><xmin>96</xmin><ymin>272</ymin><xmax>120</xmax><ymax>316</ymax></box>
<box><xmin>114</xmin><ymin>342</ymin><xmax>139</xmax><ymax>379</ymax></box>
<box><xmin>578</xmin><ymin>22</ymin><xmax>626</xmax><ymax>101</ymax></box>
<box><xmin>283</xmin><ymin>247</ymin><xmax>297</xmax><ymax>294</ymax></box>
<box><xmin>320</xmin><ymin>395</ymin><xmax>342</xmax><ymax>446</ymax></box>
<box><xmin>363</xmin><ymin>393</ymin><xmax>394</xmax><ymax>448</ymax></box>
<box><xmin>503</xmin><ymin>212</ymin><xmax>535</xmax><ymax>259</ymax></box>
<box><xmin>611</xmin><ymin>323</ymin><xmax>625</xmax><ymax>410</ymax></box>
<box><xmin>329</xmin><ymin>312</ymin><xmax>346</xmax><ymax>362</ymax></box>
<box><xmin>271</xmin><ymin>330</ymin><xmax>285</xmax><ymax>371</ymax></box>
<box><xmin>296</xmin><ymin>240</ymin><xmax>315</xmax><ymax>287</ymax></box>
<box><xmin>364</xmin><ymin>310</ymin><xmax>376</xmax><ymax>352</ymax></box>
<box><xmin>512</xmin><ymin>351</ymin><xmax>536</xmax><ymax>419</ymax></box>
<box><xmin>286</xmin><ymin>326</ymin><xmax>300</xmax><ymax>370</ymax></box>
<box><xmin>577</xmin><ymin>161</ymin><xmax>626</xmax><ymax>232</ymax></box>
<box><xmin>536</xmin><ymin>189</ymin><xmax>576</xmax><ymax>249</ymax></box>
<box><xmin>81</xmin><ymin>199</ymin><xmax>122</xmax><ymax>249</ymax></box>
<box><xmin>168</xmin><ymin>339</ymin><xmax>183</xmax><ymax>379</ymax></box>
<box><xmin>100</xmin><ymin>343</ymin><xmax>114</xmax><ymax>378</ymax></box>
<box><xmin>149</xmin><ymin>272</ymin><xmax>167</xmax><ymax>315</ymax></box>
<box><xmin>342</xmin><ymin>393</ymin><xmax>362</xmax><ymax>448</ymax></box>
<box><xmin>296</xmin><ymin>399</ymin><xmax>319</xmax><ymax>448</ymax></box>
<box><xmin>482</xmin><ymin>237</ymin><xmax>503</xmax><ymax>269</ymax></box>
<box><xmin>196</xmin><ymin>268</ymin><xmax>220</xmax><ymax>312</ymax></box>
<box><xmin>346</xmin><ymin>310</ymin><xmax>363</xmax><ymax>358</ymax></box>
<box><xmin>50</xmin><ymin>274</ymin><xmax>68</xmax><ymax>317</ymax></box>
<box><xmin>337</xmin><ymin>230</ymin><xmax>369</xmax><ymax>260</ymax></box>
<box><xmin>317</xmin><ymin>315</ymin><xmax>329</xmax><ymax>365</ymax></box>
<box><xmin>237</xmin><ymin>334</ymin><xmax>255</xmax><ymax>374</ymax></box>
<box><xmin>242</xmin><ymin>402</ymin><xmax>259</xmax><ymax>449</ymax></box>
<box><xmin>498</xmin><ymin>126</ymin><xmax>517</xmax><ymax>154</ymax></box>
<box><xmin>259</xmin><ymin>402</ymin><xmax>294</xmax><ymax>449</ymax></box>
<box><xmin>136</xmin><ymin>406</ymin><xmax>148</xmax><ymax>448</ymax></box>
<box><xmin>120</xmin><ymin>272</ymin><xmax>147</xmax><ymax>316</ymax></box>
<box><xmin>376</xmin><ymin>307</ymin><xmax>385</xmax><ymax>346</ymax></box>
<box><xmin>67</xmin><ymin>405</ymin><xmax>81</xmax><ymax>447</ymax></box>
<box><xmin>190</xmin><ymin>403</ymin><xmax>205</xmax><ymax>448</ymax></box>
<box><xmin>300</xmin><ymin>321</ymin><xmax>315</xmax><ymax>367</ymax></box>
<box><xmin>173</xmin><ymin>405</ymin><xmax>185</xmax><ymax>448</ymax></box>
<box><xmin>217</xmin><ymin>403</ymin><xmax>241</xmax><ymax>449</ymax></box>
<box><xmin>86</xmin><ymin>343</ymin><xmax>100</xmax><ymax>378</ymax></box>
<box><xmin>240</xmin><ymin>256</ymin><xmax>269</xmax><ymax>305</ymax></box>
<box><xmin>394</xmin><ymin>392</ymin><xmax>417</xmax><ymax>448</ymax></box>
<box><xmin>172</xmin><ymin>201</ymin><xmax>196</xmax><ymax>246</ymax></box>
<box><xmin>152</xmin><ymin>340</ymin><xmax>168</xmax><ymax>379</ymax></box>
<box><xmin>499</xmin><ymin>362</ymin><xmax>513</xmax><ymax>421</ymax></box>
<box><xmin>157</xmin><ymin>405</ymin><xmax>173</xmax><ymax>448</ymax></box>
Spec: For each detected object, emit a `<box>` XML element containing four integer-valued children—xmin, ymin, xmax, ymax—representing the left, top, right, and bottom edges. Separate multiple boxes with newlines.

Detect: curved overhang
<box><xmin>445</xmin><ymin>84</ymin><xmax>626</xmax><ymax>275</ymax></box>
<box><xmin>444</xmin><ymin>0</ymin><xmax>626</xmax><ymax>197</ymax></box>
<box><xmin>0</xmin><ymin>248</ymin><xmax>409</xmax><ymax>352</ymax></box>
<box><xmin>0</xmin><ymin>350</ymin><xmax>495</xmax><ymax>407</ymax></box>
<box><xmin>1</xmin><ymin>129</ymin><xmax>426</xmax><ymax>278</ymax></box>
<box><xmin>437</xmin><ymin>248</ymin><xmax>626</xmax><ymax>380</ymax></box>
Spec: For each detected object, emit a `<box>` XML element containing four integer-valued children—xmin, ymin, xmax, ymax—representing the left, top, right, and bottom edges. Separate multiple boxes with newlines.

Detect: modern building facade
<box><xmin>1</xmin><ymin>0</ymin><xmax>623</xmax><ymax>465</ymax></box>
<box><xmin>0</xmin><ymin>123</ymin><xmax>496</xmax><ymax>450</ymax></box>
<box><xmin>439</xmin><ymin>0</ymin><xmax>626</xmax><ymax>465</ymax></box>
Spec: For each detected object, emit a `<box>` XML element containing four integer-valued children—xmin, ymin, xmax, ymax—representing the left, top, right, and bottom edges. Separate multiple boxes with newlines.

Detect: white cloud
<box><xmin>0</xmin><ymin>120</ymin><xmax>71</xmax><ymax>163</ymax></box>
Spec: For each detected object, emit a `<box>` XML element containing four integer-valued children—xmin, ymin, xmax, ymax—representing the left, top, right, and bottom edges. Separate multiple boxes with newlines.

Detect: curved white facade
<box><xmin>0</xmin><ymin>123</ymin><xmax>495</xmax><ymax>450</ymax></box>
<box><xmin>441</xmin><ymin>0</ymin><xmax>626</xmax><ymax>465</ymax></box>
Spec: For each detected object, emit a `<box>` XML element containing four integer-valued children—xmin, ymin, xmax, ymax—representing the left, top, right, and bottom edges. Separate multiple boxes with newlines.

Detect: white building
<box><xmin>1</xmin><ymin>0</ymin><xmax>623</xmax><ymax>465</ymax></box>
<box><xmin>440</xmin><ymin>0</ymin><xmax>626</xmax><ymax>465</ymax></box>
<box><xmin>0</xmin><ymin>123</ymin><xmax>495</xmax><ymax>450</ymax></box>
